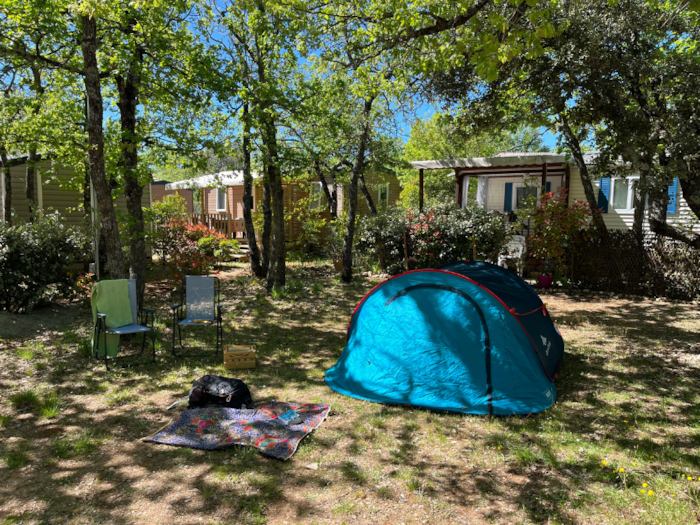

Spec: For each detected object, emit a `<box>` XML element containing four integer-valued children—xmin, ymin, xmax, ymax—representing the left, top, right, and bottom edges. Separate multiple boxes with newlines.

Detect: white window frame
<box><xmin>377</xmin><ymin>183</ymin><xmax>389</xmax><ymax>206</ymax></box>
<box><xmin>609</xmin><ymin>175</ymin><xmax>640</xmax><ymax>213</ymax></box>
<box><xmin>512</xmin><ymin>182</ymin><xmax>540</xmax><ymax>211</ymax></box>
<box><xmin>309</xmin><ymin>181</ymin><xmax>325</xmax><ymax>210</ymax></box>
<box><xmin>216</xmin><ymin>188</ymin><xmax>227</xmax><ymax>212</ymax></box>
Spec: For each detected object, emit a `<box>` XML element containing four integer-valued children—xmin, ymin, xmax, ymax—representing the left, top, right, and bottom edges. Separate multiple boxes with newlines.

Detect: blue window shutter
<box><xmin>545</xmin><ymin>182</ymin><xmax>551</xmax><ymax>193</ymax></box>
<box><xmin>667</xmin><ymin>178</ymin><xmax>678</xmax><ymax>214</ymax></box>
<box><xmin>598</xmin><ymin>177</ymin><xmax>610</xmax><ymax>213</ymax></box>
<box><xmin>504</xmin><ymin>183</ymin><xmax>513</xmax><ymax>212</ymax></box>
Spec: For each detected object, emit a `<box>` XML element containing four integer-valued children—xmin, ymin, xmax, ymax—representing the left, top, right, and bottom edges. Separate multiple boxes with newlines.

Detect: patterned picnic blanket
<box><xmin>143</xmin><ymin>401</ymin><xmax>331</xmax><ymax>460</ymax></box>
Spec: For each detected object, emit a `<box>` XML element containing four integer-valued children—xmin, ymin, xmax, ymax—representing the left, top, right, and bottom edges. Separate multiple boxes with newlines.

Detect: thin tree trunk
<box><xmin>358</xmin><ymin>173</ymin><xmax>377</xmax><ymax>216</ymax></box>
<box><xmin>261</xmin><ymin>114</ymin><xmax>285</xmax><ymax>290</ymax></box>
<box><xmin>342</xmin><ymin>97</ymin><xmax>375</xmax><ymax>283</ymax></box>
<box><xmin>1</xmin><ymin>147</ymin><xmax>11</xmax><ymax>224</ymax></box>
<box><xmin>314</xmin><ymin>161</ymin><xmax>337</xmax><ymax>220</ymax></box>
<box><xmin>116</xmin><ymin>17</ymin><xmax>147</xmax><ymax>297</ymax></box>
<box><xmin>242</xmin><ymin>102</ymin><xmax>264</xmax><ymax>278</ymax></box>
<box><xmin>260</xmin><ymin>170</ymin><xmax>272</xmax><ymax>272</ymax></box>
<box><xmin>632</xmin><ymin>169</ymin><xmax>646</xmax><ymax>239</ymax></box>
<box><xmin>25</xmin><ymin>149</ymin><xmax>37</xmax><ymax>219</ymax></box>
<box><xmin>83</xmin><ymin>161</ymin><xmax>91</xmax><ymax>220</ymax></box>
<box><xmin>81</xmin><ymin>14</ymin><xmax>126</xmax><ymax>279</ymax></box>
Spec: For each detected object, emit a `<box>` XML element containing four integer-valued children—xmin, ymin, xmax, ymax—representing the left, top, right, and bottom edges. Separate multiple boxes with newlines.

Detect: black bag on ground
<box><xmin>188</xmin><ymin>375</ymin><xmax>253</xmax><ymax>409</ymax></box>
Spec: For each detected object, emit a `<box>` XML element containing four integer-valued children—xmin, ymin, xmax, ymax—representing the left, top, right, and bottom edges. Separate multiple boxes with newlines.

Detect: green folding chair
<box><xmin>91</xmin><ymin>279</ymin><xmax>156</xmax><ymax>370</ymax></box>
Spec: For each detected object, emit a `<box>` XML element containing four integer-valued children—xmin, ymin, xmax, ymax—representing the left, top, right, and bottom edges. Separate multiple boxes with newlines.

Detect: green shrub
<box><xmin>356</xmin><ymin>202</ymin><xmax>511</xmax><ymax>274</ymax></box>
<box><xmin>0</xmin><ymin>212</ymin><xmax>89</xmax><ymax>312</ymax></box>
<box><xmin>217</xmin><ymin>239</ymin><xmax>241</xmax><ymax>261</ymax></box>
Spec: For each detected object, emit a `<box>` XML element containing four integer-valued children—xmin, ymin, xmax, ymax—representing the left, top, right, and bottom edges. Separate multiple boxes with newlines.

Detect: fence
<box><xmin>569</xmin><ymin>230</ymin><xmax>700</xmax><ymax>301</ymax></box>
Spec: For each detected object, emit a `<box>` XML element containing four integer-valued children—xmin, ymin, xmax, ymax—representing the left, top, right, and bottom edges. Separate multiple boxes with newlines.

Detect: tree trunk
<box><xmin>25</xmin><ymin>149</ymin><xmax>37</xmax><ymax>219</ymax></box>
<box><xmin>261</xmin><ymin>114</ymin><xmax>285</xmax><ymax>290</ymax></box>
<box><xmin>260</xmin><ymin>170</ymin><xmax>272</xmax><ymax>272</ymax></box>
<box><xmin>314</xmin><ymin>161</ymin><xmax>337</xmax><ymax>221</ymax></box>
<box><xmin>558</xmin><ymin>116</ymin><xmax>609</xmax><ymax>240</ymax></box>
<box><xmin>83</xmin><ymin>162</ymin><xmax>91</xmax><ymax>221</ymax></box>
<box><xmin>632</xmin><ymin>169</ymin><xmax>646</xmax><ymax>239</ymax></box>
<box><xmin>242</xmin><ymin>102</ymin><xmax>264</xmax><ymax>278</ymax></box>
<box><xmin>116</xmin><ymin>17</ymin><xmax>147</xmax><ymax>298</ymax></box>
<box><xmin>358</xmin><ymin>173</ymin><xmax>377</xmax><ymax>216</ymax></box>
<box><xmin>1</xmin><ymin>147</ymin><xmax>11</xmax><ymax>224</ymax></box>
<box><xmin>81</xmin><ymin>14</ymin><xmax>126</xmax><ymax>279</ymax></box>
<box><xmin>24</xmin><ymin>64</ymin><xmax>44</xmax><ymax>220</ymax></box>
<box><xmin>342</xmin><ymin>97</ymin><xmax>375</xmax><ymax>283</ymax></box>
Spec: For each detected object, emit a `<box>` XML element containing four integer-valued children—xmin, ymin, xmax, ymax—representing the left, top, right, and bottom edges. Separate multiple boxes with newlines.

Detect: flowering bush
<box><xmin>155</xmin><ymin>220</ymin><xmax>240</xmax><ymax>283</ymax></box>
<box><xmin>356</xmin><ymin>202</ymin><xmax>511</xmax><ymax>275</ymax></box>
<box><xmin>0</xmin><ymin>212</ymin><xmax>89</xmax><ymax>312</ymax></box>
<box><xmin>527</xmin><ymin>190</ymin><xmax>596</xmax><ymax>276</ymax></box>
<box><xmin>72</xmin><ymin>273</ymin><xmax>97</xmax><ymax>305</ymax></box>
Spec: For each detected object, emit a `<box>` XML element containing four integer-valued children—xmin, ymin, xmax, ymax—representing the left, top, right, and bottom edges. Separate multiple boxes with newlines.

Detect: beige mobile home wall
<box><xmin>567</xmin><ymin>167</ymin><xmax>697</xmax><ymax>232</ymax></box>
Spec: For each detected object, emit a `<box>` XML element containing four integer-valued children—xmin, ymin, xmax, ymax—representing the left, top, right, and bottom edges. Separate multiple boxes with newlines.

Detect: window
<box><xmin>309</xmin><ymin>182</ymin><xmax>325</xmax><ymax>210</ymax></box>
<box><xmin>515</xmin><ymin>186</ymin><xmax>538</xmax><ymax>210</ymax></box>
<box><xmin>610</xmin><ymin>177</ymin><xmax>639</xmax><ymax>212</ymax></box>
<box><xmin>216</xmin><ymin>188</ymin><xmax>227</xmax><ymax>212</ymax></box>
<box><xmin>377</xmin><ymin>184</ymin><xmax>389</xmax><ymax>206</ymax></box>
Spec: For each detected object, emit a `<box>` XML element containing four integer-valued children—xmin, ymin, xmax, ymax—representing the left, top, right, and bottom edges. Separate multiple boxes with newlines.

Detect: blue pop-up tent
<box><xmin>325</xmin><ymin>261</ymin><xmax>564</xmax><ymax>415</ymax></box>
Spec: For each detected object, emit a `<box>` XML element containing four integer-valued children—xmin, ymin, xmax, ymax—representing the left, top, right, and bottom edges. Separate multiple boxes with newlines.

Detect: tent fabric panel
<box><xmin>437</xmin><ymin>261</ymin><xmax>564</xmax><ymax>380</ymax></box>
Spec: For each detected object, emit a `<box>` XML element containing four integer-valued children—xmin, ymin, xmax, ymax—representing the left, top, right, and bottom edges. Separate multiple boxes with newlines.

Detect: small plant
<box><xmin>0</xmin><ymin>415</ymin><xmax>12</xmax><ymax>427</ymax></box>
<box><xmin>40</xmin><ymin>392</ymin><xmax>61</xmax><ymax>418</ymax></box>
<box><xmin>9</xmin><ymin>389</ymin><xmax>41</xmax><ymax>410</ymax></box>
<box><xmin>52</xmin><ymin>430</ymin><xmax>100</xmax><ymax>459</ymax></box>
<box><xmin>1</xmin><ymin>448</ymin><xmax>30</xmax><ymax>469</ymax></box>
<box><xmin>17</xmin><ymin>347</ymin><xmax>35</xmax><ymax>360</ymax></box>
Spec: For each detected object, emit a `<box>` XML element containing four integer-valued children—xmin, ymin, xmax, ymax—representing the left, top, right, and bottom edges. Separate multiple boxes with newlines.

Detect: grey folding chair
<box><xmin>171</xmin><ymin>275</ymin><xmax>223</xmax><ymax>357</ymax></box>
<box><xmin>92</xmin><ymin>279</ymin><xmax>156</xmax><ymax>370</ymax></box>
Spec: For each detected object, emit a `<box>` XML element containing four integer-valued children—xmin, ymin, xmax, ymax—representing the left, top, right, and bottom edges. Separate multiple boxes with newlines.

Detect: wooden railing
<box><xmin>186</xmin><ymin>213</ymin><xmax>248</xmax><ymax>239</ymax></box>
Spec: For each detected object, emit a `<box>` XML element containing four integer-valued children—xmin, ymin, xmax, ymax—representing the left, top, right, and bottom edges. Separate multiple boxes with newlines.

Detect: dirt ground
<box><xmin>1</xmin><ymin>263</ymin><xmax>699</xmax><ymax>525</ymax></box>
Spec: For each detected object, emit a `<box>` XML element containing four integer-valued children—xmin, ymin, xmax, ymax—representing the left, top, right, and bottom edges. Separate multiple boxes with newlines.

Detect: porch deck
<box><xmin>186</xmin><ymin>213</ymin><xmax>247</xmax><ymax>239</ymax></box>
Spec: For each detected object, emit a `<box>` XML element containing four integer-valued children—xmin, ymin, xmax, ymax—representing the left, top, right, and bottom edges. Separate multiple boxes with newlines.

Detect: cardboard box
<box><xmin>223</xmin><ymin>345</ymin><xmax>256</xmax><ymax>369</ymax></box>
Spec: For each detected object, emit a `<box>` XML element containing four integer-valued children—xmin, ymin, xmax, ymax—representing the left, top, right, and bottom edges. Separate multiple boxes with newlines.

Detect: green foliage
<box><xmin>145</xmin><ymin>194</ymin><xmax>189</xmax><ymax>262</ymax></box>
<box><xmin>0</xmin><ymin>212</ymin><xmax>89</xmax><ymax>313</ymax></box>
<box><xmin>356</xmin><ymin>202</ymin><xmax>511</xmax><ymax>274</ymax></box>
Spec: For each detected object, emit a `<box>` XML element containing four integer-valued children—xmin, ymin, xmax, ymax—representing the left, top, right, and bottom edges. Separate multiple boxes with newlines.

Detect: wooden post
<box><xmin>227</xmin><ymin>189</ymin><xmax>233</xmax><ymax>239</ymax></box>
<box><xmin>403</xmin><ymin>228</ymin><xmax>410</xmax><ymax>271</ymax></box>
<box><xmin>419</xmin><ymin>168</ymin><xmax>424</xmax><ymax>213</ymax></box>
<box><xmin>200</xmin><ymin>187</ymin><xmax>205</xmax><ymax>215</ymax></box>
<box><xmin>541</xmin><ymin>162</ymin><xmax>547</xmax><ymax>194</ymax></box>
<box><xmin>472</xmin><ymin>227</ymin><xmax>477</xmax><ymax>261</ymax></box>
<box><xmin>564</xmin><ymin>164</ymin><xmax>571</xmax><ymax>203</ymax></box>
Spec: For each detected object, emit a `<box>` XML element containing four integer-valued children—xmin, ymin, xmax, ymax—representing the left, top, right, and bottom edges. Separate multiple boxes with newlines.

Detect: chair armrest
<box><xmin>140</xmin><ymin>307</ymin><xmax>156</xmax><ymax>327</ymax></box>
<box><xmin>170</xmin><ymin>303</ymin><xmax>181</xmax><ymax>311</ymax></box>
<box><xmin>96</xmin><ymin>313</ymin><xmax>107</xmax><ymax>320</ymax></box>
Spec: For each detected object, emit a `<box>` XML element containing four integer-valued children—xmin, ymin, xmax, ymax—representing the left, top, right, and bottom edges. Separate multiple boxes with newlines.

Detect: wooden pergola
<box><xmin>409</xmin><ymin>153</ymin><xmax>577</xmax><ymax>211</ymax></box>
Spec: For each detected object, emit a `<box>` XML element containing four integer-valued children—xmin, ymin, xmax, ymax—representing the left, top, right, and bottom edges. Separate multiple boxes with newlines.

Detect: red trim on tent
<box><xmin>347</xmin><ymin>268</ymin><xmax>555</xmax><ymax>382</ymax></box>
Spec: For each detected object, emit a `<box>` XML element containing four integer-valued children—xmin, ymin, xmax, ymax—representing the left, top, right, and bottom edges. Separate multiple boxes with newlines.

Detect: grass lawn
<box><xmin>1</xmin><ymin>261</ymin><xmax>699</xmax><ymax>525</ymax></box>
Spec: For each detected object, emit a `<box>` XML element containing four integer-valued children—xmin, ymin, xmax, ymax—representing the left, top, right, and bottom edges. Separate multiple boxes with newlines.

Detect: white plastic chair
<box><xmin>498</xmin><ymin>235</ymin><xmax>526</xmax><ymax>276</ymax></box>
